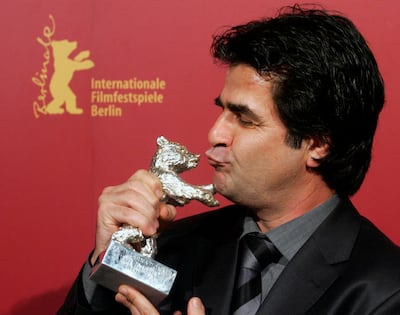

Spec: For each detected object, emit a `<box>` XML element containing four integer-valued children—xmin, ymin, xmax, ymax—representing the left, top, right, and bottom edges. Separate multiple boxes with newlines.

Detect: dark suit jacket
<box><xmin>58</xmin><ymin>198</ymin><xmax>400</xmax><ymax>314</ymax></box>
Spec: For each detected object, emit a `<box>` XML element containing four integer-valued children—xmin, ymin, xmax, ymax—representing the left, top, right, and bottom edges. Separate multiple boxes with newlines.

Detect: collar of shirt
<box><xmin>241</xmin><ymin>194</ymin><xmax>340</xmax><ymax>262</ymax></box>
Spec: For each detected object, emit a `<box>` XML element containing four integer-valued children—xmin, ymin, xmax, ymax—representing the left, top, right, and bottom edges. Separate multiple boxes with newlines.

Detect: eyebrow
<box><xmin>214</xmin><ymin>96</ymin><xmax>262</xmax><ymax>122</ymax></box>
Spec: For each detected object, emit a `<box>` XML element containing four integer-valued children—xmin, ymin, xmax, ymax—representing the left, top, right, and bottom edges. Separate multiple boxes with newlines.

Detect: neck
<box><xmin>253</xmin><ymin>185</ymin><xmax>335</xmax><ymax>233</ymax></box>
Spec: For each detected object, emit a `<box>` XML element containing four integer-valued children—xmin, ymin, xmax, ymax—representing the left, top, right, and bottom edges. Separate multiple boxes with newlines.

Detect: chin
<box><xmin>214</xmin><ymin>183</ymin><xmax>234</xmax><ymax>201</ymax></box>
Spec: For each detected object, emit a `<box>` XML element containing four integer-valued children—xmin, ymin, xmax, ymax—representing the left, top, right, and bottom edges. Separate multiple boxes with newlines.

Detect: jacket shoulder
<box><xmin>355</xmin><ymin>214</ymin><xmax>400</xmax><ymax>268</ymax></box>
<box><xmin>158</xmin><ymin>204</ymin><xmax>244</xmax><ymax>244</ymax></box>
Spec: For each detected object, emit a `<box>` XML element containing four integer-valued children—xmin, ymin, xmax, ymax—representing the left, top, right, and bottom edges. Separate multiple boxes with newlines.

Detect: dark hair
<box><xmin>211</xmin><ymin>5</ymin><xmax>385</xmax><ymax>196</ymax></box>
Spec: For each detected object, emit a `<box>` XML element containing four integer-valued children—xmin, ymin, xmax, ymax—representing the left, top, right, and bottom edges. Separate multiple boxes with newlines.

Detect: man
<box><xmin>58</xmin><ymin>5</ymin><xmax>400</xmax><ymax>315</ymax></box>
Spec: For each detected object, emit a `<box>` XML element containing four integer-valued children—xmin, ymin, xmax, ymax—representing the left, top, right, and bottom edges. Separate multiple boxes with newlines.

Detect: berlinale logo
<box><xmin>32</xmin><ymin>15</ymin><xmax>94</xmax><ymax>118</ymax></box>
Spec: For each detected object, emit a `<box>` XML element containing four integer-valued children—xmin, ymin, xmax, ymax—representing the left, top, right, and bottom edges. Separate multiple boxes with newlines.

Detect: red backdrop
<box><xmin>1</xmin><ymin>1</ymin><xmax>399</xmax><ymax>314</ymax></box>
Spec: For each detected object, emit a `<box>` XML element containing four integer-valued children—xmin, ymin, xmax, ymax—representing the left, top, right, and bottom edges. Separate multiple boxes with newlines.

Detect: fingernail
<box><xmin>156</xmin><ymin>188</ymin><xmax>164</xmax><ymax>199</ymax></box>
<box><xmin>191</xmin><ymin>297</ymin><xmax>203</xmax><ymax>309</ymax></box>
<box><xmin>118</xmin><ymin>286</ymin><xmax>127</xmax><ymax>295</ymax></box>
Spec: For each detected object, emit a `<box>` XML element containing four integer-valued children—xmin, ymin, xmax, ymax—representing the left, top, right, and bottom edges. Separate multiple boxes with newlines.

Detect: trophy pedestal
<box><xmin>89</xmin><ymin>240</ymin><xmax>177</xmax><ymax>305</ymax></box>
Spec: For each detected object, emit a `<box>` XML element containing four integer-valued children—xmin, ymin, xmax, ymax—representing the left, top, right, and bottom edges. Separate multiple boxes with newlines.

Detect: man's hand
<box><xmin>91</xmin><ymin>170</ymin><xmax>177</xmax><ymax>266</ymax></box>
<box><xmin>116</xmin><ymin>285</ymin><xmax>206</xmax><ymax>315</ymax></box>
<box><xmin>173</xmin><ymin>298</ymin><xmax>206</xmax><ymax>315</ymax></box>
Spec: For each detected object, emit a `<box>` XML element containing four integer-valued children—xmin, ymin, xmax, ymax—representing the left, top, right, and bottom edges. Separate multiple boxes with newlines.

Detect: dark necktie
<box><xmin>231</xmin><ymin>232</ymin><xmax>282</xmax><ymax>315</ymax></box>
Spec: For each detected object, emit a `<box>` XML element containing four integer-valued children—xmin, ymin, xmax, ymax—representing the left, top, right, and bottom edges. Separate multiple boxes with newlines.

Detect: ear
<box><xmin>306</xmin><ymin>138</ymin><xmax>330</xmax><ymax>168</ymax></box>
<box><xmin>157</xmin><ymin>136</ymin><xmax>168</xmax><ymax>146</ymax></box>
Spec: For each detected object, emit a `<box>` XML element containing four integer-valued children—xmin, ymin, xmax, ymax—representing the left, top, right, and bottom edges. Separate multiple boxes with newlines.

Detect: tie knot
<box><xmin>240</xmin><ymin>232</ymin><xmax>281</xmax><ymax>272</ymax></box>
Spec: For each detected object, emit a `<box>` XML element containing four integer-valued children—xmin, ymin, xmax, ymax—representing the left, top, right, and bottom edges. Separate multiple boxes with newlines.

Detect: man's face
<box><xmin>206</xmin><ymin>64</ymin><xmax>311</xmax><ymax>211</ymax></box>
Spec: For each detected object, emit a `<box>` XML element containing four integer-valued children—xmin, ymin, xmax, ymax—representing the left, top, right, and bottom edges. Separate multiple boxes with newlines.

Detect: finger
<box><xmin>101</xmin><ymin>173</ymin><xmax>162</xmax><ymax>214</ymax></box>
<box><xmin>158</xmin><ymin>204</ymin><xmax>177</xmax><ymax>232</ymax></box>
<box><xmin>187</xmin><ymin>297</ymin><xmax>206</xmax><ymax>315</ymax></box>
<box><xmin>94</xmin><ymin>190</ymin><xmax>161</xmax><ymax>259</ymax></box>
<box><xmin>93</xmin><ymin>202</ymin><xmax>160</xmax><ymax>261</ymax></box>
<box><xmin>127</xmin><ymin>169</ymin><xmax>164</xmax><ymax>201</ymax></box>
<box><xmin>116</xmin><ymin>285</ymin><xmax>159</xmax><ymax>315</ymax></box>
<box><xmin>102</xmin><ymin>170</ymin><xmax>161</xmax><ymax>195</ymax></box>
<box><xmin>101</xmin><ymin>183</ymin><xmax>158</xmax><ymax>209</ymax></box>
<box><xmin>102</xmin><ymin>191</ymin><xmax>160</xmax><ymax>229</ymax></box>
<box><xmin>98</xmin><ymin>171</ymin><xmax>164</xmax><ymax>234</ymax></box>
<box><xmin>159</xmin><ymin>204</ymin><xmax>177</xmax><ymax>222</ymax></box>
<box><xmin>115</xmin><ymin>292</ymin><xmax>140</xmax><ymax>315</ymax></box>
<box><xmin>99</xmin><ymin>202</ymin><xmax>160</xmax><ymax>236</ymax></box>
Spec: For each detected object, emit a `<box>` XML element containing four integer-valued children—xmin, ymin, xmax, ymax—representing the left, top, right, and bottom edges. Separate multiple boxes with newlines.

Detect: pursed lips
<box><xmin>205</xmin><ymin>147</ymin><xmax>231</xmax><ymax>168</ymax></box>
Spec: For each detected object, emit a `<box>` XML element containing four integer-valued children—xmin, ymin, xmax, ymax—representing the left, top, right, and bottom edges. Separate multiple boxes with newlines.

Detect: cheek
<box><xmin>234</xmin><ymin>138</ymin><xmax>271</xmax><ymax>171</ymax></box>
<box><xmin>235</xmin><ymin>137</ymin><xmax>304</xmax><ymax>176</ymax></box>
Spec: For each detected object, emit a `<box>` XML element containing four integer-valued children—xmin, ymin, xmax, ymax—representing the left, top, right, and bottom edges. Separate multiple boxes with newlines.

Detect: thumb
<box><xmin>187</xmin><ymin>297</ymin><xmax>205</xmax><ymax>315</ymax></box>
<box><xmin>159</xmin><ymin>203</ymin><xmax>176</xmax><ymax>222</ymax></box>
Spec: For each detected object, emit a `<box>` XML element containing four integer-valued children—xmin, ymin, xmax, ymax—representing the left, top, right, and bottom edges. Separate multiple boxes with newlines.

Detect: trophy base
<box><xmin>89</xmin><ymin>240</ymin><xmax>177</xmax><ymax>305</ymax></box>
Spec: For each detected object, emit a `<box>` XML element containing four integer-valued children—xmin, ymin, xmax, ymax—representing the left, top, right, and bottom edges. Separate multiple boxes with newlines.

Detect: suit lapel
<box><xmin>257</xmin><ymin>199</ymin><xmax>361</xmax><ymax>315</ymax></box>
<box><xmin>192</xmin><ymin>206</ymin><xmax>246</xmax><ymax>315</ymax></box>
<box><xmin>193</xmin><ymin>235</ymin><xmax>238</xmax><ymax>314</ymax></box>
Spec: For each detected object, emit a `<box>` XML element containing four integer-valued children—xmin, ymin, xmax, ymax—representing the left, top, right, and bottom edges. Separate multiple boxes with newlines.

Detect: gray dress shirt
<box><xmin>241</xmin><ymin>194</ymin><xmax>339</xmax><ymax>300</ymax></box>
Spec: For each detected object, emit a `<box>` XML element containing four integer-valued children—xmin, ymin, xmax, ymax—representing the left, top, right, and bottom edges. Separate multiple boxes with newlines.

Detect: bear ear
<box><xmin>157</xmin><ymin>136</ymin><xmax>168</xmax><ymax>146</ymax></box>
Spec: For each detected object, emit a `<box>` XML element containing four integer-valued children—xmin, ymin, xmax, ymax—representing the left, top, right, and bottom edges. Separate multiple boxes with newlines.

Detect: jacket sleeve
<box><xmin>371</xmin><ymin>289</ymin><xmax>400</xmax><ymax>314</ymax></box>
<box><xmin>56</xmin><ymin>261</ymin><xmax>128</xmax><ymax>315</ymax></box>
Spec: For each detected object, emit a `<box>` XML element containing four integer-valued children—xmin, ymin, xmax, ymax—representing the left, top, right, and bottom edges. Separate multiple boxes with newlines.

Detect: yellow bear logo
<box><xmin>46</xmin><ymin>39</ymin><xmax>94</xmax><ymax>114</ymax></box>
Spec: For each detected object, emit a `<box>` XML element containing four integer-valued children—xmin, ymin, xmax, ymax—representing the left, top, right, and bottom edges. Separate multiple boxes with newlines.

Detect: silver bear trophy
<box><xmin>151</xmin><ymin>135</ymin><xmax>219</xmax><ymax>207</ymax></box>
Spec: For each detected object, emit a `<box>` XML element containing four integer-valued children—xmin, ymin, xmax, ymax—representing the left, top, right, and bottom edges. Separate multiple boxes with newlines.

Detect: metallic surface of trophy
<box><xmin>90</xmin><ymin>136</ymin><xmax>219</xmax><ymax>305</ymax></box>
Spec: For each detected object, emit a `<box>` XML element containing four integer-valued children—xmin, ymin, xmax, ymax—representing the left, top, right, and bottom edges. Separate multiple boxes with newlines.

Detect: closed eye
<box><xmin>235</xmin><ymin>114</ymin><xmax>255</xmax><ymax>126</ymax></box>
<box><xmin>214</xmin><ymin>97</ymin><xmax>262</xmax><ymax>127</ymax></box>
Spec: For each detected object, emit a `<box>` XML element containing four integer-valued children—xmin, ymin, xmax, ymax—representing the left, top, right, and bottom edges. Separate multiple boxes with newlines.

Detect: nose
<box><xmin>208</xmin><ymin>111</ymin><xmax>233</xmax><ymax>147</ymax></box>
